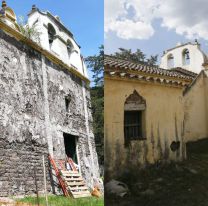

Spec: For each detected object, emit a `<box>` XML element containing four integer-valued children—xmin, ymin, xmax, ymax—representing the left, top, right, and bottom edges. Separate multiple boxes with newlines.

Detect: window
<box><xmin>67</xmin><ymin>40</ymin><xmax>73</xmax><ymax>58</ymax></box>
<box><xmin>182</xmin><ymin>49</ymin><xmax>190</xmax><ymax>65</ymax></box>
<box><xmin>167</xmin><ymin>54</ymin><xmax>174</xmax><ymax>68</ymax></box>
<box><xmin>124</xmin><ymin>111</ymin><xmax>142</xmax><ymax>140</ymax></box>
<box><xmin>65</xmin><ymin>98</ymin><xmax>70</xmax><ymax>112</ymax></box>
<box><xmin>124</xmin><ymin>90</ymin><xmax>146</xmax><ymax>147</ymax></box>
<box><xmin>65</xmin><ymin>94</ymin><xmax>71</xmax><ymax>112</ymax></box>
<box><xmin>48</xmin><ymin>23</ymin><xmax>56</xmax><ymax>48</ymax></box>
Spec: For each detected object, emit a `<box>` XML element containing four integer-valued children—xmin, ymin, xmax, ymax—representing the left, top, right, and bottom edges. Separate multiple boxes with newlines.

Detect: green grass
<box><xmin>17</xmin><ymin>195</ymin><xmax>104</xmax><ymax>206</ymax></box>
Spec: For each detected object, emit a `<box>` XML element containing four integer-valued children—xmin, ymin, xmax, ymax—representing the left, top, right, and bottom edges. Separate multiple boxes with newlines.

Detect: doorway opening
<box><xmin>63</xmin><ymin>133</ymin><xmax>78</xmax><ymax>164</ymax></box>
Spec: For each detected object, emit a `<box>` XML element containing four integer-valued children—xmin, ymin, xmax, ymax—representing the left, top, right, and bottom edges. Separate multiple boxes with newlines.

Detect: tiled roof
<box><xmin>104</xmin><ymin>55</ymin><xmax>197</xmax><ymax>80</ymax></box>
<box><xmin>170</xmin><ymin>67</ymin><xmax>197</xmax><ymax>79</ymax></box>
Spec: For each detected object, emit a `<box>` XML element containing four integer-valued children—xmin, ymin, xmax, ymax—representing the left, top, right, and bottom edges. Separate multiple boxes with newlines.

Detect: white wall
<box><xmin>160</xmin><ymin>43</ymin><xmax>206</xmax><ymax>74</ymax></box>
<box><xmin>28</xmin><ymin>10</ymin><xmax>88</xmax><ymax>78</ymax></box>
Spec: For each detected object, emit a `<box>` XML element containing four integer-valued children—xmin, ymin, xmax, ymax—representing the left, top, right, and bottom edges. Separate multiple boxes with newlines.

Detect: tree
<box><xmin>90</xmin><ymin>86</ymin><xmax>104</xmax><ymax>167</ymax></box>
<box><xmin>85</xmin><ymin>45</ymin><xmax>104</xmax><ymax>169</ymax></box>
<box><xmin>85</xmin><ymin>45</ymin><xmax>104</xmax><ymax>86</ymax></box>
<box><xmin>112</xmin><ymin>48</ymin><xmax>158</xmax><ymax>66</ymax></box>
<box><xmin>18</xmin><ymin>16</ymin><xmax>41</xmax><ymax>43</ymax></box>
<box><xmin>147</xmin><ymin>55</ymin><xmax>158</xmax><ymax>66</ymax></box>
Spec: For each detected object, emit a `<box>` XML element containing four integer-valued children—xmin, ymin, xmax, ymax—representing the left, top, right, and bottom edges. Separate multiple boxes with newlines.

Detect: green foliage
<box><xmin>85</xmin><ymin>45</ymin><xmax>104</xmax><ymax>86</ymax></box>
<box><xmin>17</xmin><ymin>195</ymin><xmax>104</xmax><ymax>206</ymax></box>
<box><xmin>18</xmin><ymin>16</ymin><xmax>41</xmax><ymax>43</ymax></box>
<box><xmin>112</xmin><ymin>48</ymin><xmax>158</xmax><ymax>66</ymax></box>
<box><xmin>90</xmin><ymin>86</ymin><xmax>104</xmax><ymax>166</ymax></box>
<box><xmin>85</xmin><ymin>45</ymin><xmax>104</xmax><ymax>169</ymax></box>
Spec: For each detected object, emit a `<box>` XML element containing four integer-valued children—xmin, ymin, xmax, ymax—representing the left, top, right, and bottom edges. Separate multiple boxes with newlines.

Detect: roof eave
<box><xmin>105</xmin><ymin>66</ymin><xmax>192</xmax><ymax>87</ymax></box>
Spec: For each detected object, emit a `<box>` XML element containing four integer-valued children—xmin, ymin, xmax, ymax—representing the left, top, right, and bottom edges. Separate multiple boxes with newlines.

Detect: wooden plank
<box><xmin>69</xmin><ymin>186</ymin><xmax>89</xmax><ymax>191</ymax></box>
<box><xmin>73</xmin><ymin>193</ymin><xmax>91</xmax><ymax>197</ymax></box>
<box><xmin>72</xmin><ymin>191</ymin><xmax>91</xmax><ymax>195</ymax></box>
<box><xmin>66</xmin><ymin>182</ymin><xmax>85</xmax><ymax>186</ymax></box>
<box><xmin>62</xmin><ymin>173</ymin><xmax>81</xmax><ymax>177</ymax></box>
<box><xmin>63</xmin><ymin>175</ymin><xmax>81</xmax><ymax>179</ymax></box>
<box><xmin>73</xmin><ymin>193</ymin><xmax>91</xmax><ymax>198</ymax></box>
<box><xmin>61</xmin><ymin>172</ymin><xmax>81</xmax><ymax>176</ymax></box>
<box><xmin>59</xmin><ymin>169</ymin><xmax>91</xmax><ymax>199</ymax></box>
<box><xmin>49</xmin><ymin>155</ymin><xmax>70</xmax><ymax>197</ymax></box>
<box><xmin>64</xmin><ymin>177</ymin><xmax>83</xmax><ymax>181</ymax></box>
<box><xmin>61</xmin><ymin>170</ymin><xmax>79</xmax><ymax>174</ymax></box>
<box><xmin>68</xmin><ymin>186</ymin><xmax>87</xmax><ymax>190</ymax></box>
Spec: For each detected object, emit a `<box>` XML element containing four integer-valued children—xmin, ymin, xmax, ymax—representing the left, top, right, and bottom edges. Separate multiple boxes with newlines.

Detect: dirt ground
<box><xmin>0</xmin><ymin>203</ymin><xmax>34</xmax><ymax>206</ymax></box>
<box><xmin>0</xmin><ymin>199</ymin><xmax>34</xmax><ymax>206</ymax></box>
<box><xmin>105</xmin><ymin>139</ymin><xmax>208</xmax><ymax>206</ymax></box>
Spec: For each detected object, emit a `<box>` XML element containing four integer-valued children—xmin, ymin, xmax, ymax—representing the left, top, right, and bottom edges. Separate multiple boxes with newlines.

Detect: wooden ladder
<box><xmin>48</xmin><ymin>155</ymin><xmax>69</xmax><ymax>196</ymax></box>
<box><xmin>67</xmin><ymin>157</ymin><xmax>77</xmax><ymax>172</ymax></box>
<box><xmin>49</xmin><ymin>155</ymin><xmax>91</xmax><ymax>198</ymax></box>
<box><xmin>61</xmin><ymin>170</ymin><xmax>91</xmax><ymax>198</ymax></box>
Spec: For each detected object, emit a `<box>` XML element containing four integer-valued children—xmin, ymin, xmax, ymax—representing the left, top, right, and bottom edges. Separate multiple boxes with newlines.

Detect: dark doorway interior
<box><xmin>63</xmin><ymin>133</ymin><xmax>78</xmax><ymax>164</ymax></box>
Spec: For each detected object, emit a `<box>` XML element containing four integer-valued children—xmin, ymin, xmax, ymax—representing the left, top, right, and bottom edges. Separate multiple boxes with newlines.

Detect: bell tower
<box><xmin>0</xmin><ymin>0</ymin><xmax>19</xmax><ymax>31</ymax></box>
<box><xmin>160</xmin><ymin>41</ymin><xmax>207</xmax><ymax>74</ymax></box>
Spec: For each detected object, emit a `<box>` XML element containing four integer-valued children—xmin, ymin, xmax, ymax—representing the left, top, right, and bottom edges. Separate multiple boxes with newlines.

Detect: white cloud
<box><xmin>104</xmin><ymin>0</ymin><xmax>159</xmax><ymax>40</ymax></box>
<box><xmin>105</xmin><ymin>0</ymin><xmax>208</xmax><ymax>40</ymax></box>
<box><xmin>158</xmin><ymin>0</ymin><xmax>208</xmax><ymax>40</ymax></box>
<box><xmin>107</xmin><ymin>19</ymin><xmax>154</xmax><ymax>40</ymax></box>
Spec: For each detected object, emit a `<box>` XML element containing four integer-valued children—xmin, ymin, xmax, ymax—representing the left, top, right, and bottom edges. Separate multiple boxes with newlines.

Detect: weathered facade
<box><xmin>104</xmin><ymin>42</ymin><xmax>208</xmax><ymax>178</ymax></box>
<box><xmin>0</xmin><ymin>2</ymin><xmax>100</xmax><ymax>196</ymax></box>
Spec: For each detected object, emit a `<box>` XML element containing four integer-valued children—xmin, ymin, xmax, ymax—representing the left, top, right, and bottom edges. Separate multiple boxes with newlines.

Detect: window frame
<box><xmin>182</xmin><ymin>49</ymin><xmax>190</xmax><ymax>65</ymax></box>
<box><xmin>65</xmin><ymin>94</ymin><xmax>72</xmax><ymax>113</ymax></box>
<box><xmin>48</xmin><ymin>23</ymin><xmax>56</xmax><ymax>48</ymax></box>
<box><xmin>124</xmin><ymin>110</ymin><xmax>143</xmax><ymax>141</ymax></box>
<box><xmin>67</xmin><ymin>40</ymin><xmax>74</xmax><ymax>57</ymax></box>
<box><xmin>124</xmin><ymin>90</ymin><xmax>146</xmax><ymax>147</ymax></box>
<box><xmin>167</xmin><ymin>53</ymin><xmax>174</xmax><ymax>68</ymax></box>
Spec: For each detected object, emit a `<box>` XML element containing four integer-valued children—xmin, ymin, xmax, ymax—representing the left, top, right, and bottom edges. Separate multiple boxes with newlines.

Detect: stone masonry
<box><xmin>0</xmin><ymin>28</ymin><xmax>100</xmax><ymax>196</ymax></box>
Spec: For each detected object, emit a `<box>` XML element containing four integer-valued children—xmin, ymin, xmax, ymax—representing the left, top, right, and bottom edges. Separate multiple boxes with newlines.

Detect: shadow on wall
<box><xmin>186</xmin><ymin>137</ymin><xmax>208</xmax><ymax>155</ymax></box>
<box><xmin>105</xmin><ymin>119</ymin><xmax>187</xmax><ymax>181</ymax></box>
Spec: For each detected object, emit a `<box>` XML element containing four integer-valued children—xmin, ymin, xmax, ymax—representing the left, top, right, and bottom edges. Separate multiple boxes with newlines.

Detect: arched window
<box><xmin>167</xmin><ymin>54</ymin><xmax>174</xmax><ymax>68</ymax></box>
<box><xmin>182</xmin><ymin>49</ymin><xmax>190</xmax><ymax>65</ymax></box>
<box><xmin>124</xmin><ymin>90</ymin><xmax>146</xmax><ymax>147</ymax></box>
<box><xmin>67</xmin><ymin>40</ymin><xmax>74</xmax><ymax>58</ymax></box>
<box><xmin>48</xmin><ymin>23</ymin><xmax>56</xmax><ymax>48</ymax></box>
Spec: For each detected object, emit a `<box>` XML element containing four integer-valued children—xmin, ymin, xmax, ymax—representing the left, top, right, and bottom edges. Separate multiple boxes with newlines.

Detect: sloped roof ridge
<box><xmin>170</xmin><ymin>67</ymin><xmax>197</xmax><ymax>77</ymax></box>
<box><xmin>104</xmin><ymin>55</ymin><xmax>195</xmax><ymax>80</ymax></box>
<box><xmin>104</xmin><ymin>54</ymin><xmax>158</xmax><ymax>68</ymax></box>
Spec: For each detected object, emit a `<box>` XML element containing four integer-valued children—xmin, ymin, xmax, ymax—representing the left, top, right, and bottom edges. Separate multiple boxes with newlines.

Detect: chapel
<box><xmin>104</xmin><ymin>41</ymin><xmax>208</xmax><ymax>177</ymax></box>
<box><xmin>0</xmin><ymin>1</ymin><xmax>100</xmax><ymax>196</ymax></box>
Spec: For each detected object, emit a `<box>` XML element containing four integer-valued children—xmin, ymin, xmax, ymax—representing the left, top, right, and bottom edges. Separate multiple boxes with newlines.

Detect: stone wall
<box><xmin>0</xmin><ymin>29</ymin><xmax>99</xmax><ymax>196</ymax></box>
<box><xmin>0</xmin><ymin>139</ymin><xmax>49</xmax><ymax>196</ymax></box>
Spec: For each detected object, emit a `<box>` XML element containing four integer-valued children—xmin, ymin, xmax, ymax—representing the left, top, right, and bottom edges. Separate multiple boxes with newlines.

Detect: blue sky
<box><xmin>6</xmin><ymin>0</ymin><xmax>103</xmax><ymax>80</ymax></box>
<box><xmin>105</xmin><ymin>19</ymin><xmax>208</xmax><ymax>63</ymax></box>
<box><xmin>105</xmin><ymin>0</ymin><xmax>208</xmax><ymax>64</ymax></box>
